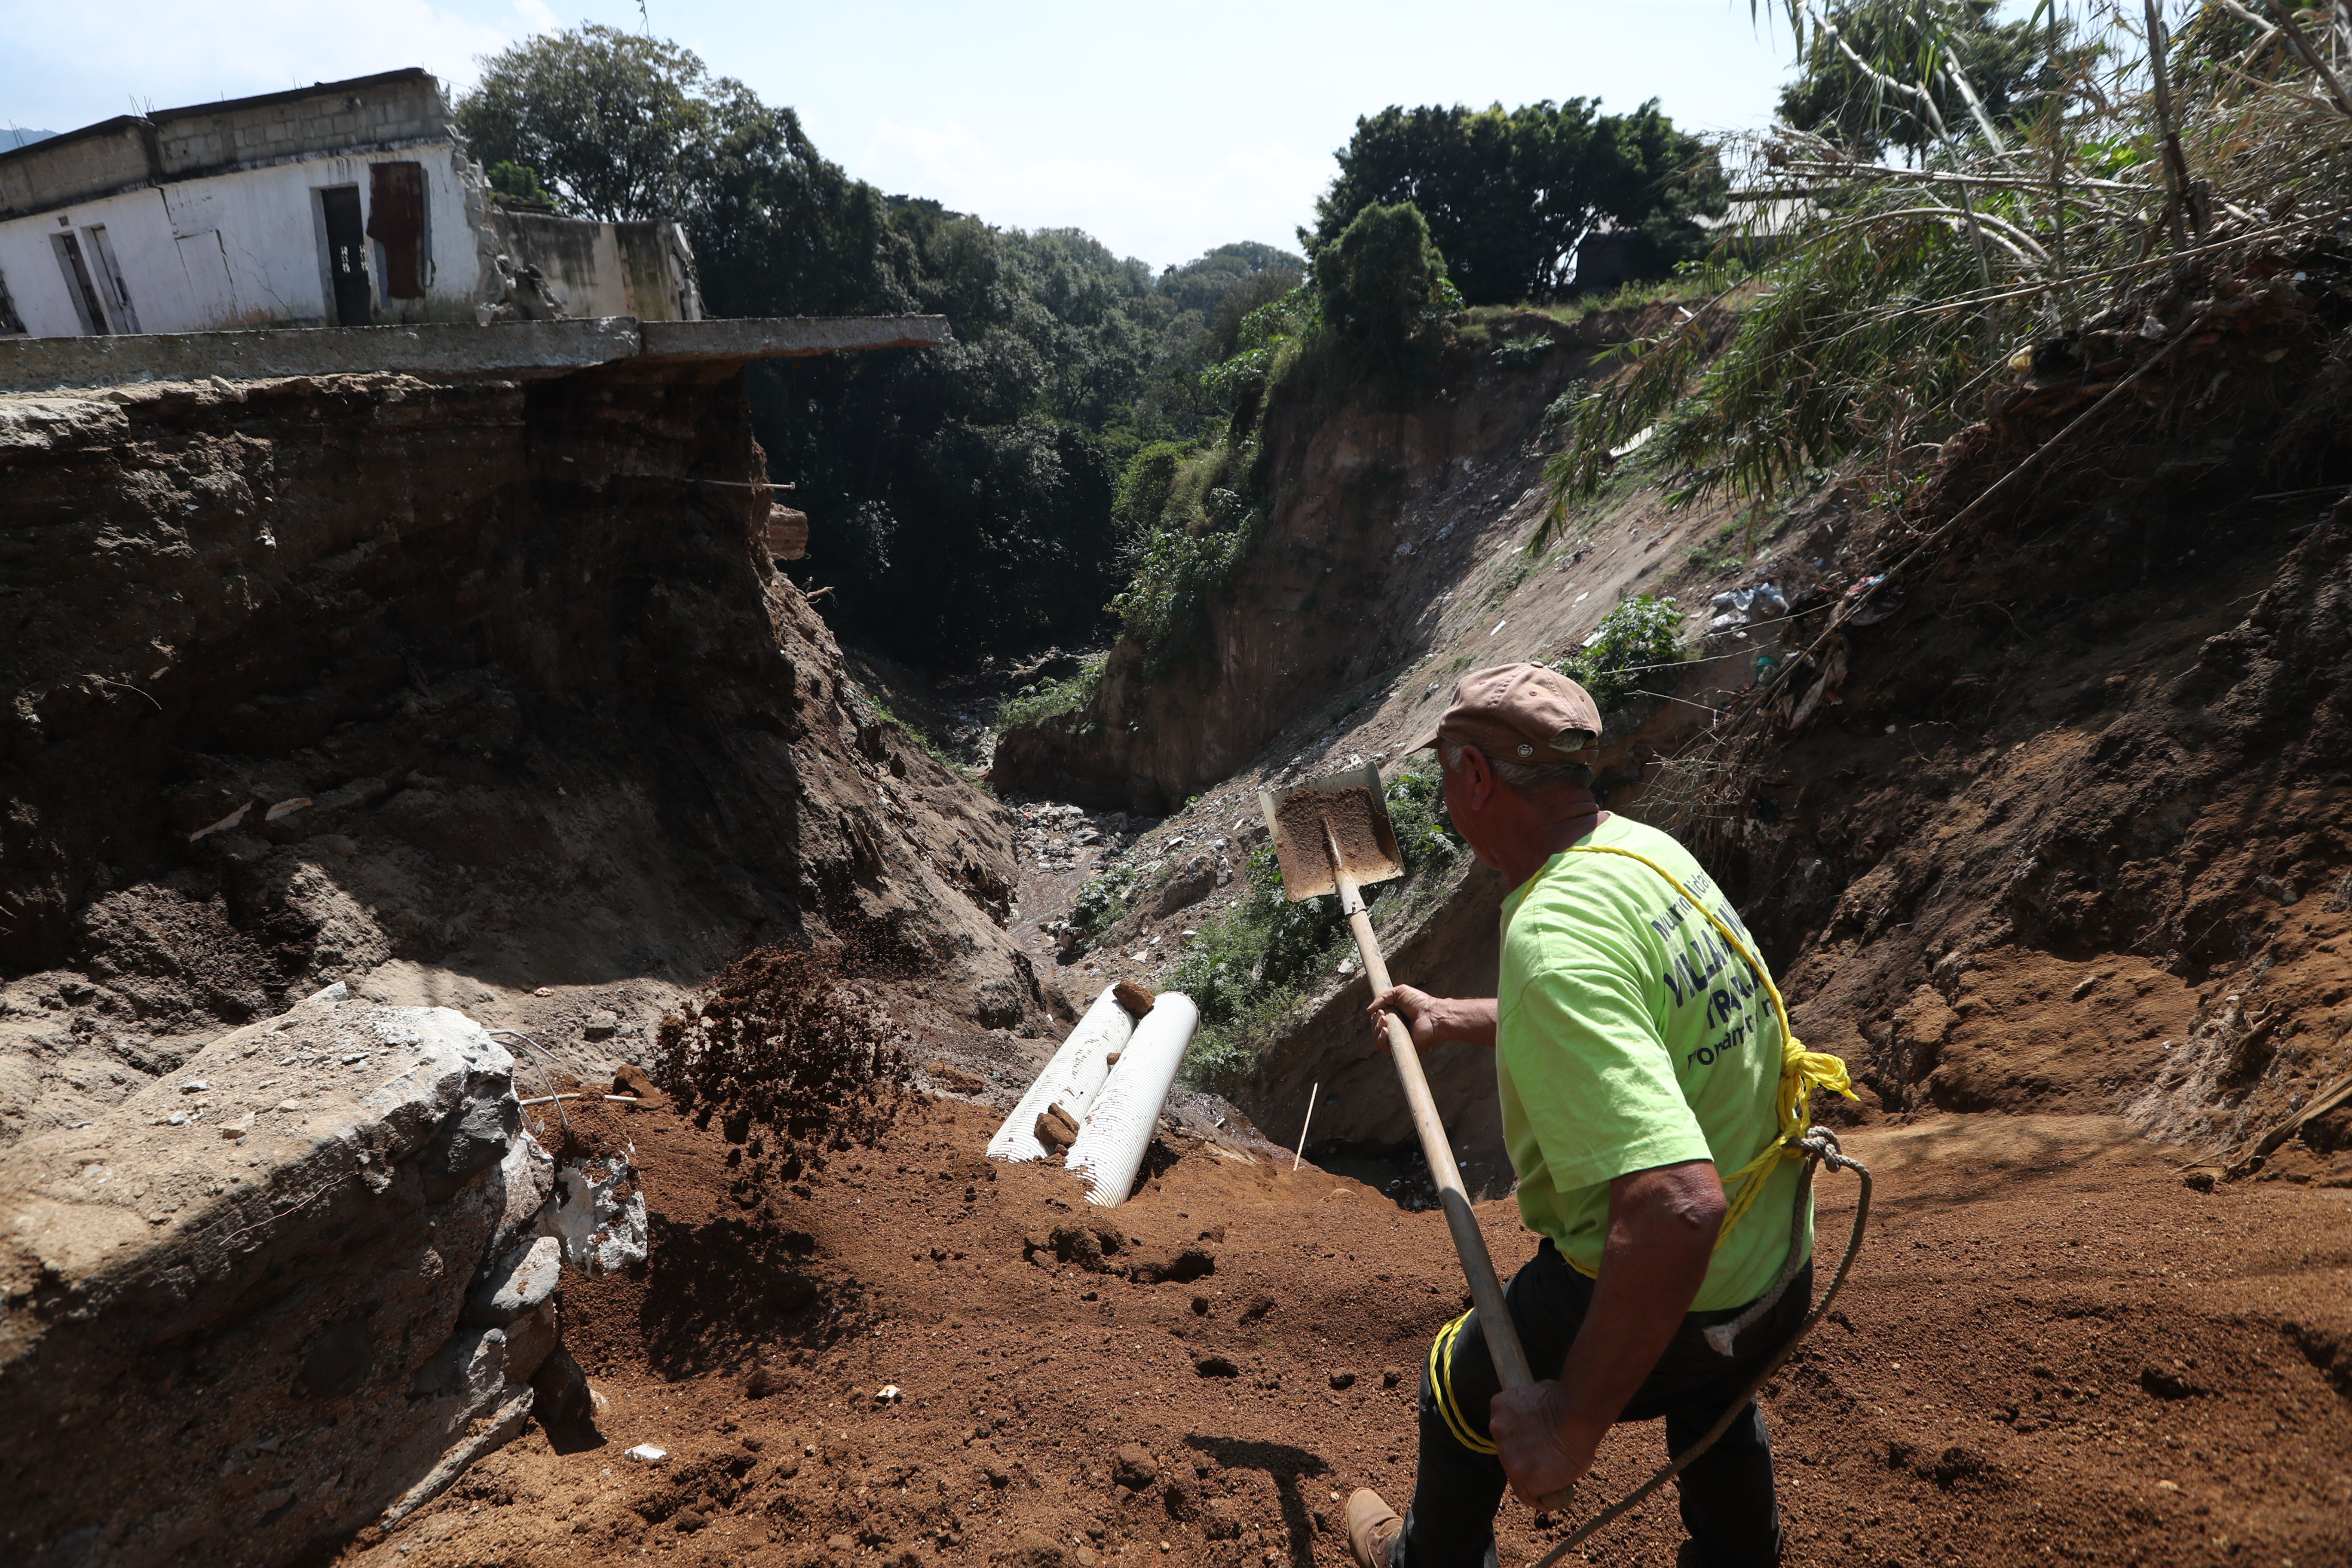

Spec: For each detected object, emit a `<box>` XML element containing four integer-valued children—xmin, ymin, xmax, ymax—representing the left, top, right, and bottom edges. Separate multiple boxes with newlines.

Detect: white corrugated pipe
<box><xmin>1065</xmin><ymin>992</ymin><xmax>1199</xmax><ymax>1209</ymax></box>
<box><xmin>985</xmin><ymin>984</ymin><xmax>1136</xmax><ymax>1163</ymax></box>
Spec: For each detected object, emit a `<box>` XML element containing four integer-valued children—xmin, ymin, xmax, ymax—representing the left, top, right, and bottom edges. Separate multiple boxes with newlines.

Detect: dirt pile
<box><xmin>655</xmin><ymin>944</ymin><xmax>913</xmax><ymax>1176</ymax></box>
<box><xmin>327</xmin><ymin>1093</ymin><xmax>2352</xmax><ymax>1568</ymax></box>
<box><xmin>0</xmin><ymin>367</ymin><xmax>1052</xmax><ymax>1146</ymax></box>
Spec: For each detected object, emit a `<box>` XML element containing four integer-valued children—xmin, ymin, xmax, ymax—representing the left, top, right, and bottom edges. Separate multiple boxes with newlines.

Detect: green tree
<box><xmin>1307</xmin><ymin>101</ymin><xmax>1724</xmax><ymax>305</ymax></box>
<box><xmin>485</xmin><ymin>160</ymin><xmax>558</xmax><ymax>207</ymax></box>
<box><xmin>1158</xmin><ymin>242</ymin><xmax>1304</xmax><ymax>321</ymax></box>
<box><xmin>456</xmin><ymin>26</ymin><xmax>719</xmax><ymax>220</ymax></box>
<box><xmin>1133</xmin><ymin>244</ymin><xmax>1304</xmax><ymax>436</ymax></box>
<box><xmin>1775</xmin><ymin>0</ymin><xmax>2081</xmax><ymax>160</ymax></box>
<box><xmin>691</xmin><ymin>99</ymin><xmax>915</xmax><ymax>320</ymax></box>
<box><xmin>1314</xmin><ymin>202</ymin><xmax>1454</xmax><ymax>358</ymax></box>
<box><xmin>456</xmin><ymin>25</ymin><xmax>1301</xmax><ymax>670</ymax></box>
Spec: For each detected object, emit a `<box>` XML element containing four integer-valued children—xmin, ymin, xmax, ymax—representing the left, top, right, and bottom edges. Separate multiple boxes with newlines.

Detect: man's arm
<box><xmin>1486</xmin><ymin>1159</ymin><xmax>1725</xmax><ymax>1505</ymax></box>
<box><xmin>1367</xmin><ymin>985</ymin><xmax>1498</xmax><ymax>1050</ymax></box>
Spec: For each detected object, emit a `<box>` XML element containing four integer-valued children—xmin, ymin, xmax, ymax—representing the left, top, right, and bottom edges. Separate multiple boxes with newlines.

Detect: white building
<box><xmin>0</xmin><ymin>68</ymin><xmax>699</xmax><ymax>340</ymax></box>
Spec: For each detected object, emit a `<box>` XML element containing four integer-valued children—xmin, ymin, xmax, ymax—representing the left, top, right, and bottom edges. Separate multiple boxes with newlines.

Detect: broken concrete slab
<box><xmin>0</xmin><ymin>313</ymin><xmax>952</xmax><ymax>393</ymax></box>
<box><xmin>0</xmin><ymin>989</ymin><xmax>578</xmax><ymax>1568</ymax></box>
<box><xmin>541</xmin><ymin>1150</ymin><xmax>649</xmax><ymax>1278</ymax></box>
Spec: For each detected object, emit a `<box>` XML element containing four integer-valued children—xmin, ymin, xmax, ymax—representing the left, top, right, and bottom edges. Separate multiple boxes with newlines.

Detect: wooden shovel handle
<box><xmin>1339</xmin><ymin>894</ymin><xmax>1578</xmax><ymax>1516</ymax></box>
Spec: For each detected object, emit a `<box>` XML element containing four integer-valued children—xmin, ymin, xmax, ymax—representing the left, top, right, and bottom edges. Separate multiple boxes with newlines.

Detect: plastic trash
<box><xmin>1706</xmin><ymin>582</ymin><xmax>1788</xmax><ymax>634</ymax></box>
<box><xmin>1840</xmin><ymin>574</ymin><xmax>1903</xmax><ymax>627</ymax></box>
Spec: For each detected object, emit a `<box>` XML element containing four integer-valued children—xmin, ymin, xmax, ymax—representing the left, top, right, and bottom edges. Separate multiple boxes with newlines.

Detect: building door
<box><xmin>319</xmin><ymin>186</ymin><xmax>373</xmax><ymax>326</ymax></box>
<box><xmin>51</xmin><ymin>232</ymin><xmax>111</xmax><ymax>335</ymax></box>
<box><xmin>365</xmin><ymin>162</ymin><xmax>427</xmax><ymax>300</ymax></box>
<box><xmin>83</xmin><ymin>226</ymin><xmax>141</xmax><ymax>334</ymax></box>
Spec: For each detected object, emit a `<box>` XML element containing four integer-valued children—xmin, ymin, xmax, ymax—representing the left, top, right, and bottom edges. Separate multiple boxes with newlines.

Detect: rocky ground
<box><xmin>331</xmin><ymin>1091</ymin><xmax>2352</xmax><ymax>1568</ymax></box>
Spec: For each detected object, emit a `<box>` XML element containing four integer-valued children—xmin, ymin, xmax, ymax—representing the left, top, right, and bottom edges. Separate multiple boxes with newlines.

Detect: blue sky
<box><xmin>1</xmin><ymin>1</ymin><xmax>1798</xmax><ymax>270</ymax></box>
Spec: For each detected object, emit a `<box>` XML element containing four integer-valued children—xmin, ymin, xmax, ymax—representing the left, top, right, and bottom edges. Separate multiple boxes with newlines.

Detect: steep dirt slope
<box><xmin>994</xmin><ymin>307</ymin><xmax>1740</xmax><ymax>814</ymax></box>
<box><xmin>0</xmin><ymin>369</ymin><xmax>1055</xmax><ymax>1145</ymax></box>
<box><xmin>1003</xmin><ymin>239</ymin><xmax>2352</xmax><ymax>1198</ymax></box>
<box><xmin>331</xmin><ymin>1094</ymin><xmax>2352</xmax><ymax>1568</ymax></box>
<box><xmin>1693</xmin><ymin>244</ymin><xmax>2352</xmax><ymax>1178</ymax></box>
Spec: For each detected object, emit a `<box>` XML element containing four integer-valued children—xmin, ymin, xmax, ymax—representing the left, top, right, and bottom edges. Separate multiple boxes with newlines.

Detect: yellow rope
<box><xmin>1555</xmin><ymin>845</ymin><xmax>1857</xmax><ymax>1246</ymax></box>
<box><xmin>1428</xmin><ymin>1310</ymin><xmax>1498</xmax><ymax>1454</ymax></box>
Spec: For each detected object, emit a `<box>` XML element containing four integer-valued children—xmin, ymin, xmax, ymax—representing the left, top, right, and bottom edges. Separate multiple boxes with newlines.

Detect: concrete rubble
<box><xmin>0</xmin><ymin>983</ymin><xmax>608</xmax><ymax>1567</ymax></box>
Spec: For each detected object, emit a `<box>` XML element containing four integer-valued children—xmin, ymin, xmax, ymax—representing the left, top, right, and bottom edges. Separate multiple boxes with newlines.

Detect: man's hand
<box><xmin>1491</xmin><ymin>1162</ymin><xmax>1724</xmax><ymax>1508</ymax></box>
<box><xmin>1489</xmin><ymin>1379</ymin><xmax>1606</xmax><ymax>1507</ymax></box>
<box><xmin>1366</xmin><ymin>987</ymin><xmax>1498</xmax><ymax>1051</ymax></box>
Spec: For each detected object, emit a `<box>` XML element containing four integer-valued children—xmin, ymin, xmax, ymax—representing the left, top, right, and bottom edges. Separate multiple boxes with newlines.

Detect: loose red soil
<box><xmin>337</xmin><ymin>1092</ymin><xmax>2351</xmax><ymax>1568</ymax></box>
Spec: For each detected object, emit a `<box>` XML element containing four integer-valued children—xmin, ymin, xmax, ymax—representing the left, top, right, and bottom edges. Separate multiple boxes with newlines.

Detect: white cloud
<box><xmin>857</xmin><ymin>119</ymin><xmax>1325</xmax><ymax>268</ymax></box>
<box><xmin>2</xmin><ymin>0</ymin><xmax>531</xmax><ymax>127</ymax></box>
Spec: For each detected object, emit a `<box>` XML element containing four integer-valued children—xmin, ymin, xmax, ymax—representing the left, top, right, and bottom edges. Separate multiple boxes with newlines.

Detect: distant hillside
<box><xmin>3</xmin><ymin>128</ymin><xmax>56</xmax><ymax>150</ymax></box>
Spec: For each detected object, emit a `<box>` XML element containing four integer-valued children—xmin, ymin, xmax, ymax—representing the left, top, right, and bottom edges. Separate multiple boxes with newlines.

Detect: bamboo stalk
<box><xmin>2264</xmin><ymin>0</ymin><xmax>2352</xmax><ymax>116</ymax></box>
<box><xmin>2144</xmin><ymin>0</ymin><xmax>2196</xmax><ymax>247</ymax></box>
<box><xmin>2049</xmin><ymin>0</ymin><xmax>2068</xmax><ymax>314</ymax></box>
<box><xmin>1766</xmin><ymin>160</ymin><xmax>2142</xmax><ymax>194</ymax></box>
<box><xmin>1893</xmin><ymin>203</ymin><xmax>2352</xmax><ymax>316</ymax></box>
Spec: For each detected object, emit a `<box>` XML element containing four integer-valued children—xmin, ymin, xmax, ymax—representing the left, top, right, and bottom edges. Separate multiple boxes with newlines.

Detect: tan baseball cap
<box><xmin>1411</xmin><ymin>662</ymin><xmax>1603</xmax><ymax>763</ymax></box>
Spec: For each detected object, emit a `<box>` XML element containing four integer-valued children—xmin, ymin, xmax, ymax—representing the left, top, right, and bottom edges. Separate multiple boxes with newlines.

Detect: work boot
<box><xmin>1346</xmin><ymin>1488</ymin><xmax>1403</xmax><ymax>1568</ymax></box>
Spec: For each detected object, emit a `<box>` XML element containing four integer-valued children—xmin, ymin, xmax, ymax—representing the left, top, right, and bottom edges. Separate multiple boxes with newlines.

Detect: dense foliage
<box><xmin>1306</xmin><ymin>99</ymin><xmax>1726</xmax><ymax>304</ymax></box>
<box><xmin>1774</xmin><ymin>0</ymin><xmax>2085</xmax><ymax>160</ymax></box>
<box><xmin>1552</xmin><ymin>594</ymin><xmax>1689</xmax><ymax>712</ymax></box>
<box><xmin>484</xmin><ymin>159</ymin><xmax>558</xmax><ymax>206</ymax></box>
<box><xmin>1312</xmin><ymin>202</ymin><xmax>1461</xmax><ymax>361</ymax></box>
<box><xmin>457</xmin><ymin>28</ymin><xmax>1299</xmax><ymax>668</ymax></box>
<box><xmin>458</xmin><ymin>28</ymin><xmax>738</xmax><ymax>220</ymax></box>
<box><xmin>992</xmin><ymin>654</ymin><xmax>1106</xmax><ymax>734</ymax></box>
<box><xmin>1545</xmin><ymin>0</ymin><xmax>2349</xmax><ymax>525</ymax></box>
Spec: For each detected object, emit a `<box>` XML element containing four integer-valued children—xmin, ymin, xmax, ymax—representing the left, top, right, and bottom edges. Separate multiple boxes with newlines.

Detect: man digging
<box><xmin>1347</xmin><ymin>663</ymin><xmax>1847</xmax><ymax>1568</ymax></box>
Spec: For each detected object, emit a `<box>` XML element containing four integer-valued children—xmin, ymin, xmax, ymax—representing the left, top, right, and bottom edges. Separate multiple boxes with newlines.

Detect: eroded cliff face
<box><xmin>1011</xmin><ymin>253</ymin><xmax>2352</xmax><ymax>1195</ymax></box>
<box><xmin>992</xmin><ymin>312</ymin><xmax>1645</xmax><ymax>813</ymax></box>
<box><xmin>1234</xmin><ymin>249</ymin><xmax>2352</xmax><ymax>1185</ymax></box>
<box><xmin>0</xmin><ymin>367</ymin><xmax>1048</xmax><ymax>1145</ymax></box>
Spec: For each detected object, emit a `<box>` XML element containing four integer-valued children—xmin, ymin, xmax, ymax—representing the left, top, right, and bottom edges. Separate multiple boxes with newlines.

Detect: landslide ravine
<box><xmin>330</xmin><ymin>238</ymin><xmax>2352</xmax><ymax>1568</ymax></box>
<box><xmin>1006</xmin><ymin>241</ymin><xmax>2352</xmax><ymax>1200</ymax></box>
<box><xmin>992</xmin><ymin>306</ymin><xmax>1736</xmax><ymax>815</ymax></box>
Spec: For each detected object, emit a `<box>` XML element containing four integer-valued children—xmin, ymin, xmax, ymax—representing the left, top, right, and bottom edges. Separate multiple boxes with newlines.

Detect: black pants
<box><xmin>1393</xmin><ymin>1239</ymin><xmax>1811</xmax><ymax>1568</ymax></box>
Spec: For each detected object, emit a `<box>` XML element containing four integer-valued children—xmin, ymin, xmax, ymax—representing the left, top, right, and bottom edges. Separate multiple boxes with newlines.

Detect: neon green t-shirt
<box><xmin>1496</xmin><ymin>813</ymin><xmax>1809</xmax><ymax>1311</ymax></box>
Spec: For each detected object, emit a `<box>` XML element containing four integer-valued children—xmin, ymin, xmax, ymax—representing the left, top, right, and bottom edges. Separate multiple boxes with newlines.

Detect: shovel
<box><xmin>1259</xmin><ymin>765</ymin><xmax>1571</xmax><ymax>1509</ymax></box>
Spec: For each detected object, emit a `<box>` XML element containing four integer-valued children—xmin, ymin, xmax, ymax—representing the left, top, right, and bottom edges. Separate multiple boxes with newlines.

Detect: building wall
<box><xmin>0</xmin><ymin>71</ymin><xmax>453</xmax><ymax>227</ymax></box>
<box><xmin>0</xmin><ymin>70</ymin><xmax>705</xmax><ymax>340</ymax></box>
<box><xmin>0</xmin><ymin>143</ymin><xmax>489</xmax><ymax>334</ymax></box>
<box><xmin>0</xmin><ymin>119</ymin><xmax>156</xmax><ymax>217</ymax></box>
<box><xmin>489</xmin><ymin>211</ymin><xmax>702</xmax><ymax>323</ymax></box>
<box><xmin>150</xmin><ymin>72</ymin><xmax>451</xmax><ymax>182</ymax></box>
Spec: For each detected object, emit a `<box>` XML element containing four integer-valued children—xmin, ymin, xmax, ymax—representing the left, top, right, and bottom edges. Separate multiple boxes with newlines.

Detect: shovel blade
<box><xmin>1258</xmin><ymin>763</ymin><xmax>1407</xmax><ymax>902</ymax></box>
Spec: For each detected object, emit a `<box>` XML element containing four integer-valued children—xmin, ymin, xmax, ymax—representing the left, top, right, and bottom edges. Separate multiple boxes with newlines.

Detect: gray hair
<box><xmin>1440</xmin><ymin>737</ymin><xmax>1593</xmax><ymax>793</ymax></box>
